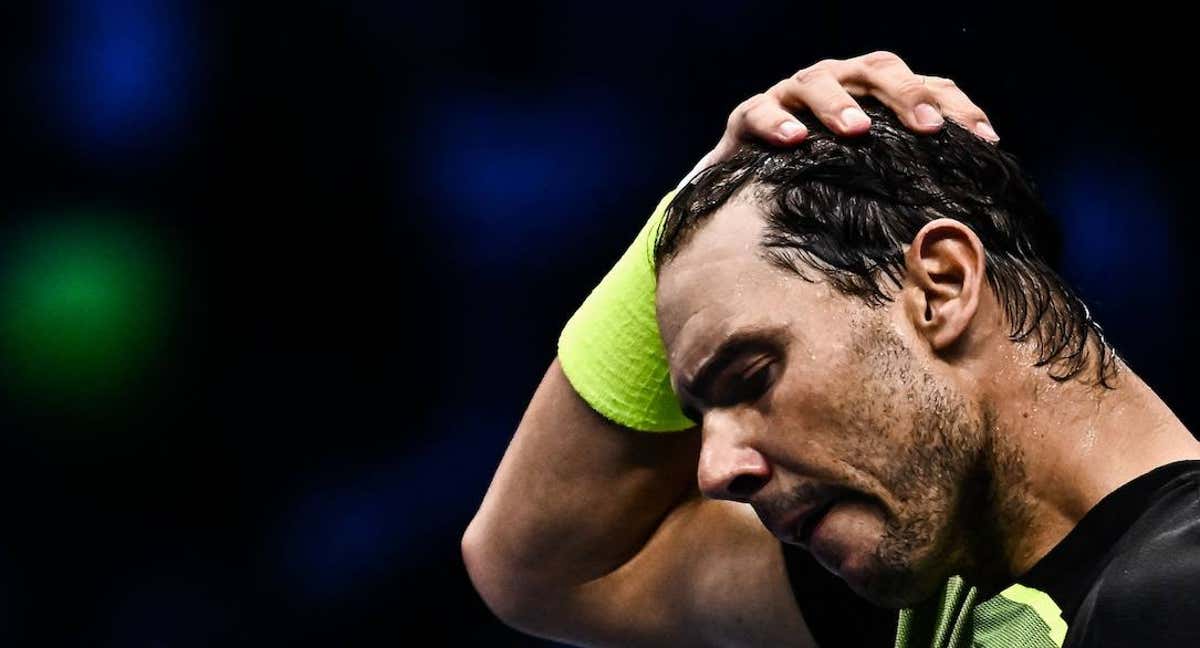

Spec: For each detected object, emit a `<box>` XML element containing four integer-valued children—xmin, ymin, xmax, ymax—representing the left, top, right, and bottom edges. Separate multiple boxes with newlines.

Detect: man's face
<box><xmin>656</xmin><ymin>195</ymin><xmax>988</xmax><ymax>607</ymax></box>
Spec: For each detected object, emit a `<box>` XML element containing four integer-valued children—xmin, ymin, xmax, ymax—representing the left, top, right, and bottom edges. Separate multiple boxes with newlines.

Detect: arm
<box><xmin>463</xmin><ymin>361</ymin><xmax>810</xmax><ymax>646</ymax></box>
<box><xmin>463</xmin><ymin>51</ymin><xmax>997</xmax><ymax>647</ymax></box>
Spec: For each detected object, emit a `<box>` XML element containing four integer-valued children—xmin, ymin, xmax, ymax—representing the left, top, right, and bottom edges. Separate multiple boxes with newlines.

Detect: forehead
<box><xmin>655</xmin><ymin>197</ymin><xmax>840</xmax><ymax>374</ymax></box>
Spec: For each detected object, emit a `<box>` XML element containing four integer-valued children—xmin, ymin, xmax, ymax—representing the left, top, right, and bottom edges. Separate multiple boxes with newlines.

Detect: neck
<box><xmin>964</xmin><ymin>351</ymin><xmax>1200</xmax><ymax>592</ymax></box>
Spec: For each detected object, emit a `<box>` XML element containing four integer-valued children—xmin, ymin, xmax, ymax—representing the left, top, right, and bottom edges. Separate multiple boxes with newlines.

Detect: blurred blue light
<box><xmin>419</xmin><ymin>89</ymin><xmax>649</xmax><ymax>263</ymax></box>
<box><xmin>277</xmin><ymin>419</ymin><xmax>508</xmax><ymax>603</ymax></box>
<box><xmin>46</xmin><ymin>0</ymin><xmax>195</xmax><ymax>154</ymax></box>
<box><xmin>1048</xmin><ymin>155</ymin><xmax>1175</xmax><ymax>304</ymax></box>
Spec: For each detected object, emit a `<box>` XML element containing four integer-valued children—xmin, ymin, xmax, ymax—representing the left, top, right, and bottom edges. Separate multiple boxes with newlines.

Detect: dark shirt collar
<box><xmin>1016</xmin><ymin>460</ymin><xmax>1200</xmax><ymax>621</ymax></box>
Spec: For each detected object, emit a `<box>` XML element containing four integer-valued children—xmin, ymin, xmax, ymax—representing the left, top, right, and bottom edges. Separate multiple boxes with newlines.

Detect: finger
<box><xmin>739</xmin><ymin>93</ymin><xmax>809</xmax><ymax>144</ymax></box>
<box><xmin>921</xmin><ymin>76</ymin><xmax>999</xmax><ymax>142</ymax></box>
<box><xmin>770</xmin><ymin>71</ymin><xmax>871</xmax><ymax>136</ymax></box>
<box><xmin>841</xmin><ymin>52</ymin><xmax>949</xmax><ymax>134</ymax></box>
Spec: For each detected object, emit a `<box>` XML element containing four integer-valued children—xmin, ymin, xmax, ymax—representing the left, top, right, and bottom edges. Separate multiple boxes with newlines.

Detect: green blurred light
<box><xmin>1</xmin><ymin>215</ymin><xmax>170</xmax><ymax>406</ymax></box>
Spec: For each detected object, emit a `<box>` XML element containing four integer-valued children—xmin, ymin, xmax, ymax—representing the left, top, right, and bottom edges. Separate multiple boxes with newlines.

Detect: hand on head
<box><xmin>682</xmin><ymin>51</ymin><xmax>998</xmax><ymax>188</ymax></box>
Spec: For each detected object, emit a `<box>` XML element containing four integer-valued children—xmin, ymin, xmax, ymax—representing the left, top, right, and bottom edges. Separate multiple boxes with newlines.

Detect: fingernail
<box><xmin>840</xmin><ymin>107</ymin><xmax>871</xmax><ymax>130</ymax></box>
<box><xmin>779</xmin><ymin>120</ymin><xmax>806</xmax><ymax>138</ymax></box>
<box><xmin>975</xmin><ymin>121</ymin><xmax>999</xmax><ymax>141</ymax></box>
<box><xmin>914</xmin><ymin>103</ymin><xmax>944</xmax><ymax>128</ymax></box>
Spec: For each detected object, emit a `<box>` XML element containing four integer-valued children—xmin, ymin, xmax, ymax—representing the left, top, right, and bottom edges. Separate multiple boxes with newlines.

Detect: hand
<box><xmin>682</xmin><ymin>51</ymin><xmax>997</xmax><ymax>186</ymax></box>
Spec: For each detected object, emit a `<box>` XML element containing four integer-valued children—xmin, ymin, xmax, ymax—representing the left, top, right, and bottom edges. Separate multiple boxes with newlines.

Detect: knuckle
<box><xmin>792</xmin><ymin>65</ymin><xmax>830</xmax><ymax>85</ymax></box>
<box><xmin>926</xmin><ymin>75</ymin><xmax>957</xmax><ymax>90</ymax></box>
<box><xmin>729</xmin><ymin>94</ymin><xmax>766</xmax><ymax>125</ymax></box>
<box><xmin>861</xmin><ymin>50</ymin><xmax>902</xmax><ymax>69</ymax></box>
<box><xmin>796</xmin><ymin>57</ymin><xmax>837</xmax><ymax>75</ymax></box>
<box><xmin>768</xmin><ymin>77</ymin><xmax>793</xmax><ymax>96</ymax></box>
<box><xmin>894</xmin><ymin>77</ymin><xmax>931</xmax><ymax>103</ymax></box>
<box><xmin>744</xmin><ymin>92</ymin><xmax>770</xmax><ymax>111</ymax></box>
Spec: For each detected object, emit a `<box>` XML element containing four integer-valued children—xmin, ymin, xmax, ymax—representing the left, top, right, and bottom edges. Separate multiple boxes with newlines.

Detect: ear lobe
<box><xmin>904</xmin><ymin>219</ymin><xmax>986</xmax><ymax>352</ymax></box>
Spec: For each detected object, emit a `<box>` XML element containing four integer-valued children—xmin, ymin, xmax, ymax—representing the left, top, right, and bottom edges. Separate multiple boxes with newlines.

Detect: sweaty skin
<box><xmin>655</xmin><ymin>189</ymin><xmax>1200</xmax><ymax>607</ymax></box>
<box><xmin>465</xmin><ymin>52</ymin><xmax>1004</xmax><ymax>647</ymax></box>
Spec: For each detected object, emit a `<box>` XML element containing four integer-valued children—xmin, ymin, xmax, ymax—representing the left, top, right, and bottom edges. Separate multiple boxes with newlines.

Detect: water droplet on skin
<box><xmin>1081</xmin><ymin>425</ymin><xmax>1098</xmax><ymax>452</ymax></box>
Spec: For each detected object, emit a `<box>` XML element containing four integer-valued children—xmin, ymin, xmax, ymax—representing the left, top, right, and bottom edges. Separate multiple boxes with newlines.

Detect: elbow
<box><xmin>461</xmin><ymin>517</ymin><xmax>557</xmax><ymax>635</ymax></box>
<box><xmin>461</xmin><ymin>519</ymin><xmax>515</xmax><ymax>618</ymax></box>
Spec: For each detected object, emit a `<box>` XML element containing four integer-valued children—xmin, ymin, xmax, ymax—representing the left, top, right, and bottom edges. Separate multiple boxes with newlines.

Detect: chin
<box><xmin>817</xmin><ymin>500</ymin><xmax>949</xmax><ymax>608</ymax></box>
<box><xmin>862</xmin><ymin>541</ymin><xmax>956</xmax><ymax>608</ymax></box>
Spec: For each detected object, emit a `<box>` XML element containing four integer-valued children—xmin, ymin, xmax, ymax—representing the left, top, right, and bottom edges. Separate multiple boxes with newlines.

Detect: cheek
<box><xmin>771</xmin><ymin>354</ymin><xmax>907</xmax><ymax>456</ymax></box>
<box><xmin>767</xmin><ymin>348</ymin><xmax>938</xmax><ymax>519</ymax></box>
<box><xmin>765</xmin><ymin>361</ymin><xmax>842</xmax><ymax>445</ymax></box>
<box><xmin>770</xmin><ymin>340</ymin><xmax>861</xmax><ymax>417</ymax></box>
<box><xmin>766</xmin><ymin>358</ymin><xmax>892</xmax><ymax>482</ymax></box>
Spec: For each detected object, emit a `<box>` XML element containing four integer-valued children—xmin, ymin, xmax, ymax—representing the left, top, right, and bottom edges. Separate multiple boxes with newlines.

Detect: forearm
<box><xmin>463</xmin><ymin>360</ymin><xmax>698</xmax><ymax>608</ymax></box>
<box><xmin>463</xmin><ymin>52</ymin><xmax>997</xmax><ymax>645</ymax></box>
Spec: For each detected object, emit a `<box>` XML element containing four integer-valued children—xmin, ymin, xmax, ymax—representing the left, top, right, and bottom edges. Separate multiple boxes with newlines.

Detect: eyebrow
<box><xmin>682</xmin><ymin>329</ymin><xmax>783</xmax><ymax>407</ymax></box>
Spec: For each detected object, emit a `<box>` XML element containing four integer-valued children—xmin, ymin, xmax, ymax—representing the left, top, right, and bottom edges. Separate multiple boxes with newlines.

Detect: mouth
<box><xmin>771</xmin><ymin>493</ymin><xmax>844</xmax><ymax>546</ymax></box>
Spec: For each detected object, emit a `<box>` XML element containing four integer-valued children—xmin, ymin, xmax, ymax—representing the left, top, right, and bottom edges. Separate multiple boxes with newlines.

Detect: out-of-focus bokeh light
<box><xmin>42</xmin><ymin>0</ymin><xmax>196</xmax><ymax>156</ymax></box>
<box><xmin>0</xmin><ymin>214</ymin><xmax>171</xmax><ymax>409</ymax></box>
<box><xmin>276</xmin><ymin>417</ymin><xmax>508</xmax><ymax>604</ymax></box>
<box><xmin>421</xmin><ymin>89</ymin><xmax>646</xmax><ymax>264</ymax></box>
<box><xmin>1053</xmin><ymin>156</ymin><xmax>1174</xmax><ymax>298</ymax></box>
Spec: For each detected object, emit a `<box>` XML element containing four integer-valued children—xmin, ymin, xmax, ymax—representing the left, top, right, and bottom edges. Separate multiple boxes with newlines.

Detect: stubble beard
<box><xmin>849</xmin><ymin>325</ymin><xmax>1008</xmax><ymax>607</ymax></box>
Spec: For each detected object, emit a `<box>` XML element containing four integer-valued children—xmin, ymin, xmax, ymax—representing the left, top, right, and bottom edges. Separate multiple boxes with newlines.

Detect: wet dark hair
<box><xmin>654</xmin><ymin>99</ymin><xmax>1117</xmax><ymax>386</ymax></box>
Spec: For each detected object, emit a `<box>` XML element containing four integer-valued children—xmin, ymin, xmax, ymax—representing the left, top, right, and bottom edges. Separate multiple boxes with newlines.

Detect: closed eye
<box><xmin>738</xmin><ymin>361</ymin><xmax>774</xmax><ymax>401</ymax></box>
<box><xmin>715</xmin><ymin>358</ymin><xmax>776</xmax><ymax>407</ymax></box>
<box><xmin>678</xmin><ymin>329</ymin><xmax>789</xmax><ymax>421</ymax></box>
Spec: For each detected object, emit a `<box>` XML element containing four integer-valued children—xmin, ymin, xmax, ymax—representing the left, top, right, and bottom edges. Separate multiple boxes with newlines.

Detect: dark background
<box><xmin>1</xmin><ymin>1</ymin><xmax>1196</xmax><ymax>645</ymax></box>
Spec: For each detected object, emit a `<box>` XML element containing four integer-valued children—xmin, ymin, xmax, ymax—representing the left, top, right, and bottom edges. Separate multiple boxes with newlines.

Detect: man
<box><xmin>464</xmin><ymin>52</ymin><xmax>1200</xmax><ymax>647</ymax></box>
<box><xmin>654</xmin><ymin>98</ymin><xmax>1200</xmax><ymax>646</ymax></box>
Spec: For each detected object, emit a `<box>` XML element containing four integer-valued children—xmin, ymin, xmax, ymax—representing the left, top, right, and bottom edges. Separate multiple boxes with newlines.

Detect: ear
<box><xmin>902</xmin><ymin>218</ymin><xmax>986</xmax><ymax>352</ymax></box>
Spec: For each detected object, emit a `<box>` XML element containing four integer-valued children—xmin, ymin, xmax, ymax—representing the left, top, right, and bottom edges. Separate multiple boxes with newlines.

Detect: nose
<box><xmin>696</xmin><ymin>410</ymin><xmax>771</xmax><ymax>501</ymax></box>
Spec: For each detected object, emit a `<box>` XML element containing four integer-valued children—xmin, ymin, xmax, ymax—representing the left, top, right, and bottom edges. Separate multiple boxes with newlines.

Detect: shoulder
<box><xmin>1069</xmin><ymin>475</ymin><xmax>1200</xmax><ymax>645</ymax></box>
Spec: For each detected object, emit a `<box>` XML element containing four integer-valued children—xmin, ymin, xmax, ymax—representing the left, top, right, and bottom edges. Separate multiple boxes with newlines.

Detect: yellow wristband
<box><xmin>557</xmin><ymin>191</ymin><xmax>694</xmax><ymax>432</ymax></box>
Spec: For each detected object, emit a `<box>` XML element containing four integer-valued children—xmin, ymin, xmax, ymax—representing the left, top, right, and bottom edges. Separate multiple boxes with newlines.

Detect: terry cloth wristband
<box><xmin>557</xmin><ymin>191</ymin><xmax>695</xmax><ymax>432</ymax></box>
